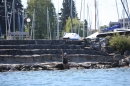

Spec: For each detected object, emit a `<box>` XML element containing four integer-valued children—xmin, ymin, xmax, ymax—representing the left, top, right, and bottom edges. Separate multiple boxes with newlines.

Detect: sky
<box><xmin>22</xmin><ymin>0</ymin><xmax>130</xmax><ymax>29</ymax></box>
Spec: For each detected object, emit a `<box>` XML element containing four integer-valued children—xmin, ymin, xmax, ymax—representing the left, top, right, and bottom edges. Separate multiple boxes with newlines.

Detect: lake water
<box><xmin>0</xmin><ymin>68</ymin><xmax>130</xmax><ymax>86</ymax></box>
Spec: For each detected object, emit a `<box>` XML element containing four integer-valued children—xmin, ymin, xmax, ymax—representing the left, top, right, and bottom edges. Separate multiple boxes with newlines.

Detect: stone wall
<box><xmin>0</xmin><ymin>40</ymin><xmax>129</xmax><ymax>72</ymax></box>
<box><xmin>0</xmin><ymin>40</ymin><xmax>114</xmax><ymax>63</ymax></box>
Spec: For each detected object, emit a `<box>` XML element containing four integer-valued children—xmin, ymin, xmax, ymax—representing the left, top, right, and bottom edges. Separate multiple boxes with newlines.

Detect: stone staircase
<box><xmin>0</xmin><ymin>40</ymin><xmax>113</xmax><ymax>63</ymax></box>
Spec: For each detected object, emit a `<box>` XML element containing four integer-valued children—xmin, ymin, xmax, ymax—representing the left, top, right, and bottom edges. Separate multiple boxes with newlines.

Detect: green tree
<box><xmin>60</xmin><ymin>0</ymin><xmax>77</xmax><ymax>31</ymax></box>
<box><xmin>27</xmin><ymin>0</ymin><xmax>55</xmax><ymax>39</ymax></box>
<box><xmin>109</xmin><ymin>33</ymin><xmax>130</xmax><ymax>54</ymax></box>
<box><xmin>0</xmin><ymin>0</ymin><xmax>23</xmax><ymax>35</ymax></box>
<box><xmin>100</xmin><ymin>25</ymin><xmax>108</xmax><ymax>32</ymax></box>
<box><xmin>64</xmin><ymin>17</ymin><xmax>83</xmax><ymax>36</ymax></box>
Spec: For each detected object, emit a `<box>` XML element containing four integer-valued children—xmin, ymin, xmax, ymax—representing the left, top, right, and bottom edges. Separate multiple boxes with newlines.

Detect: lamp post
<box><xmin>26</xmin><ymin>18</ymin><xmax>31</xmax><ymax>38</ymax></box>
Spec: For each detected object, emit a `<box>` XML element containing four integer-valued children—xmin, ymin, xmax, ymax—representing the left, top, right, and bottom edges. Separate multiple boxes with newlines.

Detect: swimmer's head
<box><xmin>64</xmin><ymin>52</ymin><xmax>67</xmax><ymax>56</ymax></box>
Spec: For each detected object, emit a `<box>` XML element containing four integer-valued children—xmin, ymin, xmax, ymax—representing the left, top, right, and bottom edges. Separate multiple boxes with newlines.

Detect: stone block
<box><xmin>40</xmin><ymin>50</ymin><xmax>47</xmax><ymax>54</ymax></box>
<box><xmin>32</xmin><ymin>50</ymin><xmax>40</xmax><ymax>54</ymax></box>
<box><xmin>85</xmin><ymin>55</ymin><xmax>94</xmax><ymax>61</ymax></box>
<box><xmin>0</xmin><ymin>57</ymin><xmax>3</xmax><ymax>61</ymax></box>
<box><xmin>70</xmin><ymin>49</ymin><xmax>76</xmax><ymax>54</ymax></box>
<box><xmin>15</xmin><ymin>57</ymin><xmax>26</xmax><ymax>63</ymax></box>
<box><xmin>21</xmin><ymin>50</ymin><xmax>32</xmax><ymax>55</ymax></box>
<box><xmin>113</xmin><ymin>54</ymin><xmax>124</xmax><ymax>61</ymax></box>
<box><xmin>33</xmin><ymin>55</ymin><xmax>42</xmax><ymax>62</ymax></box>
<box><xmin>3</xmin><ymin>56</ymin><xmax>15</xmax><ymax>62</ymax></box>
<box><xmin>69</xmin><ymin>55</ymin><xmax>86</xmax><ymax>62</ymax></box>
<box><xmin>101</xmin><ymin>46</ymin><xmax>115</xmax><ymax>54</ymax></box>
<box><xmin>51</xmin><ymin>55</ymin><xmax>61</xmax><ymax>61</ymax></box>
<box><xmin>26</xmin><ymin>57</ymin><xmax>34</xmax><ymax>63</ymax></box>
<box><xmin>41</xmin><ymin>55</ymin><xmax>51</xmax><ymax>61</ymax></box>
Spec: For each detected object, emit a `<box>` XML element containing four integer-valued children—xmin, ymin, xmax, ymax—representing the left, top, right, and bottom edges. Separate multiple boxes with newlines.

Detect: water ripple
<box><xmin>0</xmin><ymin>68</ymin><xmax>130</xmax><ymax>86</ymax></box>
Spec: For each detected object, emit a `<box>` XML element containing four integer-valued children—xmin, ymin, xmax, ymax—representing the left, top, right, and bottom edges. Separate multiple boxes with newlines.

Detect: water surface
<box><xmin>0</xmin><ymin>68</ymin><xmax>130</xmax><ymax>86</ymax></box>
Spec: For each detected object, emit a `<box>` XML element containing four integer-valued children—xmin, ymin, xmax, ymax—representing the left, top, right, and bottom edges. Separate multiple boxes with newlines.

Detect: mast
<box><xmin>87</xmin><ymin>4</ymin><xmax>88</xmax><ymax>36</ymax></box>
<box><xmin>47</xmin><ymin>7</ymin><xmax>49</xmax><ymax>39</ymax></box>
<box><xmin>94</xmin><ymin>0</ymin><xmax>97</xmax><ymax>32</ymax></box>
<box><xmin>96</xmin><ymin>1</ymin><xmax>99</xmax><ymax>32</ymax></box>
<box><xmin>13</xmin><ymin>0</ymin><xmax>15</xmax><ymax>33</ymax></box>
<box><xmin>78</xmin><ymin>0</ymin><xmax>83</xmax><ymax>35</ymax></box>
<box><xmin>57</xmin><ymin>0</ymin><xmax>59</xmax><ymax>40</ymax></box>
<box><xmin>31</xmin><ymin>9</ymin><xmax>35</xmax><ymax>40</ymax></box>
<box><xmin>70</xmin><ymin>0</ymin><xmax>73</xmax><ymax>33</ymax></box>
<box><xmin>115</xmin><ymin>0</ymin><xmax>120</xmax><ymax>21</ymax></box>
<box><xmin>83</xmin><ymin>0</ymin><xmax>85</xmax><ymax>39</ymax></box>
<box><xmin>4</xmin><ymin>0</ymin><xmax>7</xmax><ymax>39</ymax></box>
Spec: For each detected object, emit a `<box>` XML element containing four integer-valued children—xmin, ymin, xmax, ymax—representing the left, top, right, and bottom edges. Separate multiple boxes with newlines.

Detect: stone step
<box><xmin>0</xmin><ymin>54</ymin><xmax>113</xmax><ymax>63</ymax></box>
<box><xmin>0</xmin><ymin>49</ymin><xmax>106</xmax><ymax>55</ymax></box>
<box><xmin>0</xmin><ymin>44</ymin><xmax>84</xmax><ymax>49</ymax></box>
<box><xmin>0</xmin><ymin>40</ymin><xmax>85</xmax><ymax>45</ymax></box>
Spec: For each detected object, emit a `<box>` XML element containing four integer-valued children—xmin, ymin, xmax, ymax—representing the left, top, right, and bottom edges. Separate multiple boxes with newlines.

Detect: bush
<box><xmin>109</xmin><ymin>33</ymin><xmax>130</xmax><ymax>53</ymax></box>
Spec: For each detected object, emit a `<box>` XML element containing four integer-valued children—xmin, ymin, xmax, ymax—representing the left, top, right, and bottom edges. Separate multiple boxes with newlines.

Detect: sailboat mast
<box><xmin>71</xmin><ymin>0</ymin><xmax>73</xmax><ymax>33</ymax></box>
<box><xmin>78</xmin><ymin>0</ymin><xmax>83</xmax><ymax>35</ymax></box>
<box><xmin>4</xmin><ymin>0</ymin><xmax>7</xmax><ymax>39</ymax></box>
<box><xmin>94</xmin><ymin>0</ymin><xmax>97</xmax><ymax>32</ymax></box>
<box><xmin>47</xmin><ymin>7</ymin><xmax>48</xmax><ymax>39</ymax></box>
<box><xmin>32</xmin><ymin>9</ymin><xmax>35</xmax><ymax>40</ymax></box>
<box><xmin>13</xmin><ymin>0</ymin><xmax>15</xmax><ymax>33</ymax></box>
<box><xmin>115</xmin><ymin>0</ymin><xmax>120</xmax><ymax>21</ymax></box>
<box><xmin>83</xmin><ymin>0</ymin><xmax>85</xmax><ymax>39</ymax></box>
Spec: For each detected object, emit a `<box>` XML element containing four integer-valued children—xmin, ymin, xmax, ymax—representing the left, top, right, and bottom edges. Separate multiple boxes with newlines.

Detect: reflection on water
<box><xmin>0</xmin><ymin>68</ymin><xmax>130</xmax><ymax>86</ymax></box>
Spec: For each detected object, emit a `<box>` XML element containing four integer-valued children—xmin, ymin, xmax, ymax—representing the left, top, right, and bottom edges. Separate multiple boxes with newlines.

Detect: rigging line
<box><xmin>120</xmin><ymin>0</ymin><xmax>130</xmax><ymax>21</ymax></box>
<box><xmin>125</xmin><ymin>0</ymin><xmax>130</xmax><ymax>27</ymax></box>
<box><xmin>126</xmin><ymin>0</ymin><xmax>130</xmax><ymax>15</ymax></box>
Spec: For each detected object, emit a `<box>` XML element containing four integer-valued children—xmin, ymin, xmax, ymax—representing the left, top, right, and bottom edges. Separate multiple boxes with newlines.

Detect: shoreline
<box><xmin>0</xmin><ymin>61</ymin><xmax>130</xmax><ymax>72</ymax></box>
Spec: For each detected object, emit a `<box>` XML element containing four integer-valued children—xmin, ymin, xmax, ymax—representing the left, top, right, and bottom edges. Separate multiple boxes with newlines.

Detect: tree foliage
<box><xmin>100</xmin><ymin>25</ymin><xmax>108</xmax><ymax>32</ymax></box>
<box><xmin>27</xmin><ymin>0</ymin><xmax>55</xmax><ymax>39</ymax></box>
<box><xmin>0</xmin><ymin>0</ymin><xmax>23</xmax><ymax>35</ymax></box>
<box><xmin>109</xmin><ymin>33</ymin><xmax>130</xmax><ymax>53</ymax></box>
<box><xmin>64</xmin><ymin>17</ymin><xmax>85</xmax><ymax>36</ymax></box>
<box><xmin>60</xmin><ymin>0</ymin><xmax>77</xmax><ymax>31</ymax></box>
<box><xmin>64</xmin><ymin>17</ymin><xmax>89</xmax><ymax>37</ymax></box>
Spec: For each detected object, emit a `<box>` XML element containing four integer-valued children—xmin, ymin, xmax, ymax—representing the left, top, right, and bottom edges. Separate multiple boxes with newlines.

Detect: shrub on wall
<box><xmin>109</xmin><ymin>33</ymin><xmax>130</xmax><ymax>53</ymax></box>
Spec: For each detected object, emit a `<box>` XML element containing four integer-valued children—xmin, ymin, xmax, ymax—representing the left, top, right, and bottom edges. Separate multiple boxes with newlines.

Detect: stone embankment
<box><xmin>0</xmin><ymin>40</ymin><xmax>130</xmax><ymax>72</ymax></box>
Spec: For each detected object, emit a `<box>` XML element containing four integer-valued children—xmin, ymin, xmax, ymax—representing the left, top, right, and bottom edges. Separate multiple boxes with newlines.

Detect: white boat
<box><xmin>96</xmin><ymin>28</ymin><xmax>130</xmax><ymax>37</ymax></box>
